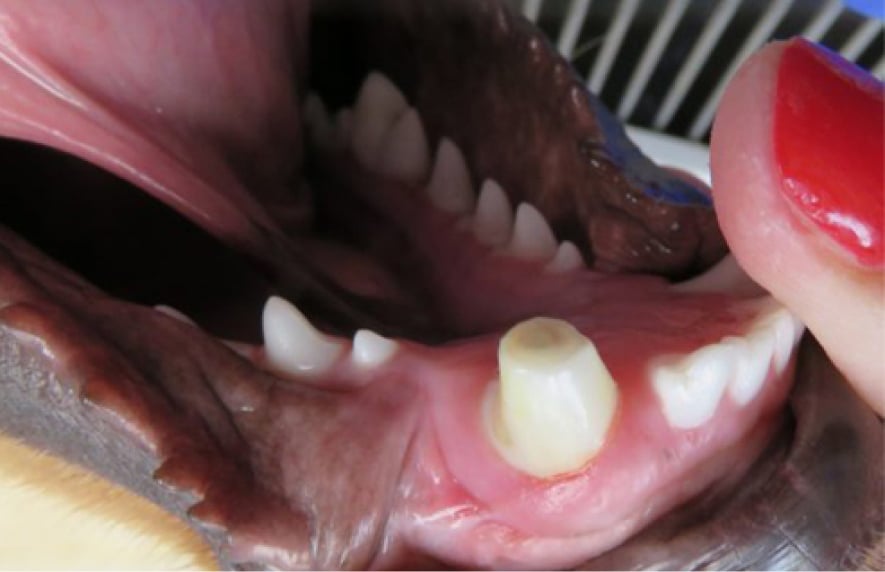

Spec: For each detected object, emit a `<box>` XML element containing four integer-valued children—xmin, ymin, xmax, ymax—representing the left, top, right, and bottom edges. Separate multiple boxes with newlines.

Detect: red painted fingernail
<box><xmin>773</xmin><ymin>38</ymin><xmax>884</xmax><ymax>268</ymax></box>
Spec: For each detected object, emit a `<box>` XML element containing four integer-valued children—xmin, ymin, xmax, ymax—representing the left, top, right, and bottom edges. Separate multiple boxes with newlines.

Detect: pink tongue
<box><xmin>0</xmin><ymin>0</ymin><xmax>306</xmax><ymax>254</ymax></box>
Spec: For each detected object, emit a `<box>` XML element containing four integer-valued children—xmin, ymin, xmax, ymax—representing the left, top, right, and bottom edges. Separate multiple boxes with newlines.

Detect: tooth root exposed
<box><xmin>651</xmin><ymin>343</ymin><xmax>736</xmax><ymax>429</ymax></box>
<box><xmin>425</xmin><ymin>138</ymin><xmax>475</xmax><ymax>214</ymax></box>
<box><xmin>262</xmin><ymin>296</ymin><xmax>344</xmax><ymax>376</ymax></box>
<box><xmin>487</xmin><ymin>317</ymin><xmax>619</xmax><ymax>478</ymax></box>
<box><xmin>351</xmin><ymin>72</ymin><xmax>408</xmax><ymax>168</ymax></box>
<box><xmin>377</xmin><ymin>108</ymin><xmax>431</xmax><ymax>185</ymax></box>
<box><xmin>545</xmin><ymin>241</ymin><xmax>585</xmax><ymax>273</ymax></box>
<box><xmin>352</xmin><ymin>329</ymin><xmax>399</xmax><ymax>368</ymax></box>
<box><xmin>472</xmin><ymin>179</ymin><xmax>513</xmax><ymax>246</ymax></box>
<box><xmin>507</xmin><ymin>203</ymin><xmax>558</xmax><ymax>261</ymax></box>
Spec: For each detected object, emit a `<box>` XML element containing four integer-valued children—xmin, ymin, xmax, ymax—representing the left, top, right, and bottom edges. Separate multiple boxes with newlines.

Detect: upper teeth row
<box><xmin>304</xmin><ymin>71</ymin><xmax>585</xmax><ymax>274</ymax></box>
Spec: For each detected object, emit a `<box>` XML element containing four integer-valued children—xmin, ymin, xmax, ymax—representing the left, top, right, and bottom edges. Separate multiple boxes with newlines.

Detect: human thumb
<box><xmin>710</xmin><ymin>38</ymin><xmax>884</xmax><ymax>415</ymax></box>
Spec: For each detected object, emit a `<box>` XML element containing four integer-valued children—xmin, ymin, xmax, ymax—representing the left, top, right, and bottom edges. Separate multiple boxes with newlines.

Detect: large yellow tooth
<box><xmin>486</xmin><ymin>317</ymin><xmax>619</xmax><ymax>478</ymax></box>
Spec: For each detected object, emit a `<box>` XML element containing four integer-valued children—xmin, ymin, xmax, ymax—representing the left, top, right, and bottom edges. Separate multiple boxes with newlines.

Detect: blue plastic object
<box><xmin>843</xmin><ymin>0</ymin><xmax>884</xmax><ymax>20</ymax></box>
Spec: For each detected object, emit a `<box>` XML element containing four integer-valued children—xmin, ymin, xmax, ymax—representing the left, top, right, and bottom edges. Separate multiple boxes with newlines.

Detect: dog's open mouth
<box><xmin>0</xmin><ymin>0</ymin><xmax>881</xmax><ymax>569</ymax></box>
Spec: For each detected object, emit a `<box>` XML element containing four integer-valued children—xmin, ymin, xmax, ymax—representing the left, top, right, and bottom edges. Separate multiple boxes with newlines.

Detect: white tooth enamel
<box><xmin>351</xmin><ymin>329</ymin><xmax>399</xmax><ymax>368</ymax></box>
<box><xmin>425</xmin><ymin>138</ymin><xmax>475</xmax><ymax>214</ymax></box>
<box><xmin>673</xmin><ymin>254</ymin><xmax>765</xmax><ymax>297</ymax></box>
<box><xmin>377</xmin><ymin>108</ymin><xmax>431</xmax><ymax>184</ymax></box>
<box><xmin>752</xmin><ymin>306</ymin><xmax>804</xmax><ymax>375</ymax></box>
<box><xmin>727</xmin><ymin>301</ymin><xmax>804</xmax><ymax>405</ymax></box>
<box><xmin>351</xmin><ymin>72</ymin><xmax>408</xmax><ymax>168</ymax></box>
<box><xmin>506</xmin><ymin>203</ymin><xmax>558</xmax><ymax>261</ymax></box>
<box><xmin>262</xmin><ymin>296</ymin><xmax>344</xmax><ymax>376</ymax></box>
<box><xmin>545</xmin><ymin>241</ymin><xmax>585</xmax><ymax>273</ymax></box>
<box><xmin>154</xmin><ymin>305</ymin><xmax>195</xmax><ymax>325</ymax></box>
<box><xmin>472</xmin><ymin>179</ymin><xmax>513</xmax><ymax>246</ymax></box>
<box><xmin>651</xmin><ymin>343</ymin><xmax>736</xmax><ymax>429</ymax></box>
<box><xmin>303</xmin><ymin>93</ymin><xmax>336</xmax><ymax>150</ymax></box>
<box><xmin>486</xmin><ymin>317</ymin><xmax>618</xmax><ymax>478</ymax></box>
<box><xmin>722</xmin><ymin>335</ymin><xmax>772</xmax><ymax>406</ymax></box>
<box><xmin>335</xmin><ymin>108</ymin><xmax>354</xmax><ymax>145</ymax></box>
<box><xmin>650</xmin><ymin>298</ymin><xmax>804</xmax><ymax>417</ymax></box>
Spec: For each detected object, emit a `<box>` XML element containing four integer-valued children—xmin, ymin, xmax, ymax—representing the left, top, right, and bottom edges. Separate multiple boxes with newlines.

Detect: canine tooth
<box><xmin>651</xmin><ymin>343</ymin><xmax>736</xmax><ymax>429</ymax></box>
<box><xmin>352</xmin><ymin>329</ymin><xmax>399</xmax><ymax>368</ymax></box>
<box><xmin>545</xmin><ymin>241</ymin><xmax>585</xmax><ymax>273</ymax></box>
<box><xmin>507</xmin><ymin>203</ymin><xmax>558</xmax><ymax>261</ymax></box>
<box><xmin>377</xmin><ymin>108</ymin><xmax>430</xmax><ymax>184</ymax></box>
<box><xmin>303</xmin><ymin>93</ymin><xmax>336</xmax><ymax>149</ymax></box>
<box><xmin>472</xmin><ymin>179</ymin><xmax>513</xmax><ymax>246</ymax></box>
<box><xmin>487</xmin><ymin>317</ymin><xmax>619</xmax><ymax>478</ymax></box>
<box><xmin>352</xmin><ymin>72</ymin><xmax>408</xmax><ymax>168</ymax></box>
<box><xmin>262</xmin><ymin>296</ymin><xmax>344</xmax><ymax>376</ymax></box>
<box><xmin>425</xmin><ymin>138</ymin><xmax>475</xmax><ymax>214</ymax></box>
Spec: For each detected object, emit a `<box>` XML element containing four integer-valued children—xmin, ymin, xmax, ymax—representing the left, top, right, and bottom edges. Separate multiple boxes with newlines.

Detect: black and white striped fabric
<box><xmin>514</xmin><ymin>0</ymin><xmax>883</xmax><ymax>141</ymax></box>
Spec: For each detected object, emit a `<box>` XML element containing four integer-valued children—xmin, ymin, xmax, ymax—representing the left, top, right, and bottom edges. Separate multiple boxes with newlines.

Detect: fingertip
<box><xmin>711</xmin><ymin>39</ymin><xmax>885</xmax><ymax>416</ymax></box>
